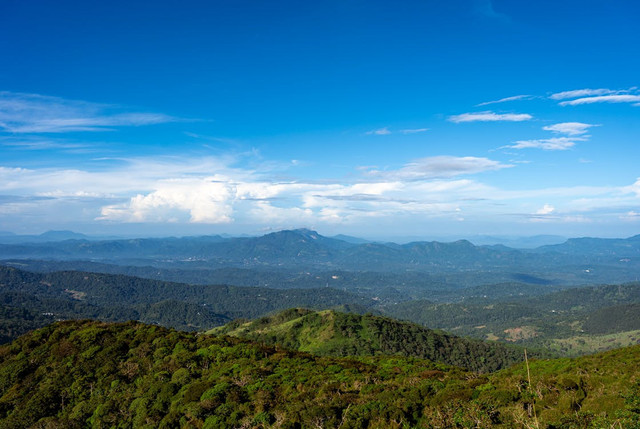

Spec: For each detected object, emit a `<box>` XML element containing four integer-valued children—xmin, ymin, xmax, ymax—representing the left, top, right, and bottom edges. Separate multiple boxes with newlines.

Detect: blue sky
<box><xmin>1</xmin><ymin>0</ymin><xmax>639</xmax><ymax>239</ymax></box>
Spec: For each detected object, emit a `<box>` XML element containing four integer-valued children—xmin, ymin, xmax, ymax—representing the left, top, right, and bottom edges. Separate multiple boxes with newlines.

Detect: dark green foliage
<box><xmin>215</xmin><ymin>308</ymin><xmax>550</xmax><ymax>372</ymax></box>
<box><xmin>385</xmin><ymin>282</ymin><xmax>640</xmax><ymax>352</ymax></box>
<box><xmin>582</xmin><ymin>303</ymin><xmax>640</xmax><ymax>334</ymax></box>
<box><xmin>0</xmin><ymin>265</ymin><xmax>374</xmax><ymax>344</ymax></box>
<box><xmin>1</xmin><ymin>321</ymin><xmax>639</xmax><ymax>428</ymax></box>
<box><xmin>0</xmin><ymin>304</ymin><xmax>54</xmax><ymax>343</ymax></box>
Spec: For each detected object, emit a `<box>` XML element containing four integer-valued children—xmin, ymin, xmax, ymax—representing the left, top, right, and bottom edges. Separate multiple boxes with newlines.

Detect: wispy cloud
<box><xmin>542</xmin><ymin>122</ymin><xmax>597</xmax><ymax>136</ymax></box>
<box><xmin>366</xmin><ymin>127</ymin><xmax>429</xmax><ymax>135</ymax></box>
<box><xmin>0</xmin><ymin>91</ymin><xmax>177</xmax><ymax>133</ymax></box>
<box><xmin>549</xmin><ymin>88</ymin><xmax>617</xmax><ymax>100</ymax></box>
<box><xmin>476</xmin><ymin>95</ymin><xmax>533</xmax><ymax>106</ymax></box>
<box><xmin>549</xmin><ymin>87</ymin><xmax>640</xmax><ymax>106</ymax></box>
<box><xmin>448</xmin><ymin>111</ymin><xmax>532</xmax><ymax>123</ymax></box>
<box><xmin>560</xmin><ymin>94</ymin><xmax>640</xmax><ymax>106</ymax></box>
<box><xmin>365</xmin><ymin>127</ymin><xmax>391</xmax><ymax>135</ymax></box>
<box><xmin>506</xmin><ymin>136</ymin><xmax>584</xmax><ymax>151</ymax></box>
<box><xmin>363</xmin><ymin>156</ymin><xmax>513</xmax><ymax>181</ymax></box>
<box><xmin>504</xmin><ymin>121</ymin><xmax>596</xmax><ymax>151</ymax></box>
<box><xmin>622</xmin><ymin>211</ymin><xmax>640</xmax><ymax>221</ymax></box>
<box><xmin>399</xmin><ymin>128</ymin><xmax>429</xmax><ymax>134</ymax></box>
<box><xmin>1</xmin><ymin>136</ymin><xmax>94</xmax><ymax>151</ymax></box>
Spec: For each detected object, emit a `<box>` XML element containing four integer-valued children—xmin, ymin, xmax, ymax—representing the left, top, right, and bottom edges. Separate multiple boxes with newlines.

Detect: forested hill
<box><xmin>1</xmin><ymin>320</ymin><xmax>640</xmax><ymax>428</ymax></box>
<box><xmin>211</xmin><ymin>308</ymin><xmax>546</xmax><ymax>373</ymax></box>
<box><xmin>384</xmin><ymin>281</ymin><xmax>640</xmax><ymax>355</ymax></box>
<box><xmin>0</xmin><ymin>266</ymin><xmax>373</xmax><ymax>343</ymax></box>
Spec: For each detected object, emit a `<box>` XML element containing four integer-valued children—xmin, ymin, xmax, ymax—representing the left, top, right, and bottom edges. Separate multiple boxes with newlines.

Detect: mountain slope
<box><xmin>211</xmin><ymin>308</ymin><xmax>549</xmax><ymax>372</ymax></box>
<box><xmin>1</xmin><ymin>320</ymin><xmax>639</xmax><ymax>428</ymax></box>
<box><xmin>0</xmin><ymin>266</ymin><xmax>374</xmax><ymax>343</ymax></box>
<box><xmin>385</xmin><ymin>282</ymin><xmax>640</xmax><ymax>355</ymax></box>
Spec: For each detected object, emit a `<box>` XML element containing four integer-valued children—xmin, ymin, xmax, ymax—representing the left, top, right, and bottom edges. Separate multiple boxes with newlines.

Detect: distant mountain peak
<box><xmin>39</xmin><ymin>230</ymin><xmax>88</xmax><ymax>240</ymax></box>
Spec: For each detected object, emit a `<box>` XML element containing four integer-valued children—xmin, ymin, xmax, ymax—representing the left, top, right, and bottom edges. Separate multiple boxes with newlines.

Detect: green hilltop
<box><xmin>210</xmin><ymin>308</ymin><xmax>550</xmax><ymax>373</ymax></box>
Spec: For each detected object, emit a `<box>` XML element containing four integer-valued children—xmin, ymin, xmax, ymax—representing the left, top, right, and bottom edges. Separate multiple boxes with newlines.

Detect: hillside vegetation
<box><xmin>3</xmin><ymin>264</ymin><xmax>640</xmax><ymax>357</ymax></box>
<box><xmin>1</xmin><ymin>321</ymin><xmax>640</xmax><ymax>428</ymax></box>
<box><xmin>211</xmin><ymin>308</ymin><xmax>549</xmax><ymax>373</ymax></box>
<box><xmin>0</xmin><ymin>266</ymin><xmax>372</xmax><ymax>343</ymax></box>
<box><xmin>386</xmin><ymin>282</ymin><xmax>640</xmax><ymax>355</ymax></box>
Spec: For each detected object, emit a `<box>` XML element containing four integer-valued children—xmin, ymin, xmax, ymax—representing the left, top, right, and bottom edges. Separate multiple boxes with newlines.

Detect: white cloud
<box><xmin>363</xmin><ymin>156</ymin><xmax>513</xmax><ymax>180</ymax></box>
<box><xmin>0</xmin><ymin>91</ymin><xmax>177</xmax><ymax>133</ymax></box>
<box><xmin>549</xmin><ymin>87</ymin><xmax>640</xmax><ymax>106</ymax></box>
<box><xmin>504</xmin><ymin>136</ymin><xmax>583</xmax><ymax>151</ymax></box>
<box><xmin>365</xmin><ymin>127</ymin><xmax>429</xmax><ymax>135</ymax></box>
<box><xmin>99</xmin><ymin>177</ymin><xmax>234</xmax><ymax>223</ymax></box>
<box><xmin>549</xmin><ymin>88</ymin><xmax>616</xmax><ymax>100</ymax></box>
<box><xmin>621</xmin><ymin>211</ymin><xmax>640</xmax><ymax>221</ymax></box>
<box><xmin>559</xmin><ymin>94</ymin><xmax>640</xmax><ymax>106</ymax></box>
<box><xmin>1</xmin><ymin>136</ymin><xmax>94</xmax><ymax>151</ymax></box>
<box><xmin>542</xmin><ymin>122</ymin><xmax>596</xmax><ymax>136</ymax></box>
<box><xmin>536</xmin><ymin>204</ymin><xmax>555</xmax><ymax>215</ymax></box>
<box><xmin>504</xmin><ymin>121</ymin><xmax>597</xmax><ymax>151</ymax></box>
<box><xmin>365</xmin><ymin>127</ymin><xmax>391</xmax><ymax>135</ymax></box>
<box><xmin>626</xmin><ymin>178</ymin><xmax>640</xmax><ymax>197</ymax></box>
<box><xmin>448</xmin><ymin>111</ymin><xmax>532</xmax><ymax>123</ymax></box>
<box><xmin>3</xmin><ymin>151</ymin><xmax>640</xmax><ymax>233</ymax></box>
<box><xmin>476</xmin><ymin>95</ymin><xmax>533</xmax><ymax>106</ymax></box>
<box><xmin>399</xmin><ymin>128</ymin><xmax>429</xmax><ymax>134</ymax></box>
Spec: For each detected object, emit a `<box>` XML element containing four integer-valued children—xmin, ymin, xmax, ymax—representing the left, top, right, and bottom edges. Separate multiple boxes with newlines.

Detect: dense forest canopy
<box><xmin>1</xmin><ymin>320</ymin><xmax>640</xmax><ymax>428</ymax></box>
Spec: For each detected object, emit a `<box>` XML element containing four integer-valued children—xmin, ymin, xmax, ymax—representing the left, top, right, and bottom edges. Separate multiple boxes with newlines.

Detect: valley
<box><xmin>1</xmin><ymin>229</ymin><xmax>640</xmax><ymax>427</ymax></box>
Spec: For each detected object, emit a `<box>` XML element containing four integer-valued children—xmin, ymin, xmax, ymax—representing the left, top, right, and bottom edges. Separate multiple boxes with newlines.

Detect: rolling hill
<box><xmin>385</xmin><ymin>282</ymin><xmax>640</xmax><ymax>355</ymax></box>
<box><xmin>211</xmin><ymin>308</ymin><xmax>547</xmax><ymax>373</ymax></box>
<box><xmin>0</xmin><ymin>266</ymin><xmax>374</xmax><ymax>343</ymax></box>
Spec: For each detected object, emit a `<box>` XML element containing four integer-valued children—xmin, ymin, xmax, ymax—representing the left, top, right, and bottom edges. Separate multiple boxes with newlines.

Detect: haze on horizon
<box><xmin>1</xmin><ymin>0</ymin><xmax>639</xmax><ymax>239</ymax></box>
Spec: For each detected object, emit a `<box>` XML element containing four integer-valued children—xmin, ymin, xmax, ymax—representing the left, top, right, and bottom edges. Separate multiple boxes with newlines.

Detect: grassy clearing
<box><xmin>547</xmin><ymin>329</ymin><xmax>640</xmax><ymax>356</ymax></box>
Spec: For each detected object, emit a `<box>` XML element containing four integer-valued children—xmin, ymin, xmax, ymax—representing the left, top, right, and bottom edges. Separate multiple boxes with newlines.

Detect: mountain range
<box><xmin>2</xmin><ymin>229</ymin><xmax>640</xmax><ymax>278</ymax></box>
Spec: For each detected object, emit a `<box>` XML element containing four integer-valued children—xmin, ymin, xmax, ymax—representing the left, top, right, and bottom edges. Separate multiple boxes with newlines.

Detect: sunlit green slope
<box><xmin>210</xmin><ymin>308</ymin><xmax>548</xmax><ymax>373</ymax></box>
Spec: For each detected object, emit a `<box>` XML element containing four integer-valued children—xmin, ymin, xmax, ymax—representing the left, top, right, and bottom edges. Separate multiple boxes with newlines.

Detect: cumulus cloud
<box><xmin>0</xmin><ymin>91</ymin><xmax>177</xmax><ymax>133</ymax></box>
<box><xmin>536</xmin><ymin>204</ymin><xmax>555</xmax><ymax>215</ymax></box>
<box><xmin>542</xmin><ymin>122</ymin><xmax>596</xmax><ymax>136</ymax></box>
<box><xmin>448</xmin><ymin>111</ymin><xmax>532</xmax><ymax>123</ymax></box>
<box><xmin>99</xmin><ymin>177</ymin><xmax>234</xmax><ymax>223</ymax></box>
